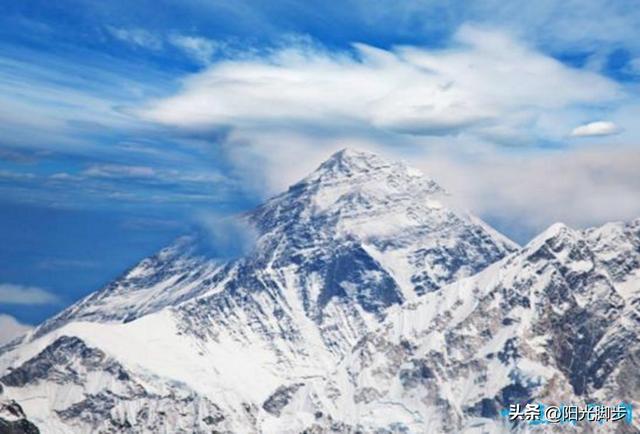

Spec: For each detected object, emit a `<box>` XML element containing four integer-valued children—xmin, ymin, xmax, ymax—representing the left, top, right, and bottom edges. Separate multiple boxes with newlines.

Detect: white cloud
<box><xmin>137</xmin><ymin>26</ymin><xmax>631</xmax><ymax>200</ymax></box>
<box><xmin>416</xmin><ymin>145</ymin><xmax>640</xmax><ymax>239</ymax></box>
<box><xmin>353</xmin><ymin>1</ymin><xmax>640</xmax><ymax>62</ymax></box>
<box><xmin>626</xmin><ymin>58</ymin><xmax>640</xmax><ymax>75</ymax></box>
<box><xmin>195</xmin><ymin>213</ymin><xmax>258</xmax><ymax>259</ymax></box>
<box><xmin>169</xmin><ymin>35</ymin><xmax>221</xmax><ymax>64</ymax></box>
<box><xmin>0</xmin><ymin>170</ymin><xmax>35</xmax><ymax>181</ymax></box>
<box><xmin>132</xmin><ymin>25</ymin><xmax>638</xmax><ymax>241</ymax></box>
<box><xmin>215</xmin><ymin>135</ymin><xmax>640</xmax><ymax>243</ymax></box>
<box><xmin>83</xmin><ymin>164</ymin><xmax>156</xmax><ymax>179</ymax></box>
<box><xmin>80</xmin><ymin>163</ymin><xmax>231</xmax><ymax>187</ymax></box>
<box><xmin>107</xmin><ymin>27</ymin><xmax>163</xmax><ymax>50</ymax></box>
<box><xmin>0</xmin><ymin>283</ymin><xmax>60</xmax><ymax>305</ymax></box>
<box><xmin>107</xmin><ymin>28</ymin><xmax>223</xmax><ymax>64</ymax></box>
<box><xmin>49</xmin><ymin>172</ymin><xmax>83</xmax><ymax>181</ymax></box>
<box><xmin>0</xmin><ymin>314</ymin><xmax>32</xmax><ymax>345</ymax></box>
<box><xmin>140</xmin><ymin>25</ymin><xmax>621</xmax><ymax>143</ymax></box>
<box><xmin>36</xmin><ymin>259</ymin><xmax>99</xmax><ymax>270</ymax></box>
<box><xmin>570</xmin><ymin>121</ymin><xmax>621</xmax><ymax>137</ymax></box>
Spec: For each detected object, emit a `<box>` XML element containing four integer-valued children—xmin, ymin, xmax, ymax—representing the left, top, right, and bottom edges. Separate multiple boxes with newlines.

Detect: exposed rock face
<box><xmin>2</xmin><ymin>336</ymin><xmax>229</xmax><ymax>433</ymax></box>
<box><xmin>340</xmin><ymin>220</ymin><xmax>640</xmax><ymax>433</ymax></box>
<box><xmin>2</xmin><ymin>149</ymin><xmax>638</xmax><ymax>433</ymax></box>
<box><xmin>263</xmin><ymin>384</ymin><xmax>305</xmax><ymax>417</ymax></box>
<box><xmin>1</xmin><ymin>336</ymin><xmax>127</xmax><ymax>388</ymax></box>
<box><xmin>0</xmin><ymin>397</ymin><xmax>39</xmax><ymax>434</ymax></box>
<box><xmin>33</xmin><ymin>149</ymin><xmax>516</xmax><ymax>343</ymax></box>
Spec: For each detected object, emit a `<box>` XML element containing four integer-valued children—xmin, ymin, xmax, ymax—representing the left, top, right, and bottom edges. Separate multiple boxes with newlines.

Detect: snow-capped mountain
<box><xmin>32</xmin><ymin>148</ymin><xmax>516</xmax><ymax>343</ymax></box>
<box><xmin>0</xmin><ymin>148</ymin><xmax>517</xmax><ymax>433</ymax></box>
<box><xmin>1</xmin><ymin>148</ymin><xmax>637</xmax><ymax>433</ymax></box>
<box><xmin>340</xmin><ymin>219</ymin><xmax>640</xmax><ymax>433</ymax></box>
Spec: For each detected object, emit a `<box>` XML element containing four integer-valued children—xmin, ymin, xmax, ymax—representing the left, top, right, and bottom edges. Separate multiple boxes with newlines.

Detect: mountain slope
<box><xmin>0</xmin><ymin>148</ymin><xmax>520</xmax><ymax>433</ymax></box>
<box><xmin>339</xmin><ymin>218</ymin><xmax>640</xmax><ymax>433</ymax></box>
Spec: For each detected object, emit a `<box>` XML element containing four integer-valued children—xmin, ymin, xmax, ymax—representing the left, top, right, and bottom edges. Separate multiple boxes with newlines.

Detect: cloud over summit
<box><xmin>135</xmin><ymin>25</ymin><xmax>637</xmax><ymax>237</ymax></box>
<box><xmin>141</xmin><ymin>26</ymin><xmax>621</xmax><ymax>144</ymax></box>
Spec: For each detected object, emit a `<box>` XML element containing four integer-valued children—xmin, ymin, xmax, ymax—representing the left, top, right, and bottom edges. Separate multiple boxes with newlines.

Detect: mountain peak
<box><xmin>263</xmin><ymin>148</ymin><xmax>446</xmax><ymax>230</ymax></box>
<box><xmin>313</xmin><ymin>147</ymin><xmax>391</xmax><ymax>179</ymax></box>
<box><xmin>323</xmin><ymin>147</ymin><xmax>381</xmax><ymax>164</ymax></box>
<box><xmin>524</xmin><ymin>222</ymin><xmax>575</xmax><ymax>255</ymax></box>
<box><xmin>0</xmin><ymin>152</ymin><xmax>531</xmax><ymax>434</ymax></box>
<box><xmin>296</xmin><ymin>147</ymin><xmax>439</xmax><ymax>193</ymax></box>
<box><xmin>328</xmin><ymin>147</ymin><xmax>371</xmax><ymax>159</ymax></box>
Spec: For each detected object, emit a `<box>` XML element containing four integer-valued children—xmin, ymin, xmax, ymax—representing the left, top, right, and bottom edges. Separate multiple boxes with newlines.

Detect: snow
<box><xmin>2</xmin><ymin>148</ymin><xmax>637</xmax><ymax>433</ymax></box>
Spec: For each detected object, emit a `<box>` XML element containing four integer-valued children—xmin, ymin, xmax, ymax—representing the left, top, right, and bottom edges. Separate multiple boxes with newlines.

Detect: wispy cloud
<box><xmin>349</xmin><ymin>0</ymin><xmax>640</xmax><ymax>70</ymax></box>
<box><xmin>194</xmin><ymin>212</ymin><xmax>258</xmax><ymax>259</ymax></box>
<box><xmin>0</xmin><ymin>314</ymin><xmax>32</xmax><ymax>345</ymax></box>
<box><xmin>107</xmin><ymin>26</ymin><xmax>163</xmax><ymax>50</ymax></box>
<box><xmin>169</xmin><ymin>35</ymin><xmax>222</xmax><ymax>65</ymax></box>
<box><xmin>83</xmin><ymin>164</ymin><xmax>157</xmax><ymax>179</ymax></box>
<box><xmin>0</xmin><ymin>159</ymin><xmax>239</xmax><ymax>209</ymax></box>
<box><xmin>416</xmin><ymin>145</ymin><xmax>640</xmax><ymax>240</ymax></box>
<box><xmin>0</xmin><ymin>283</ymin><xmax>60</xmax><ymax>305</ymax></box>
<box><xmin>81</xmin><ymin>163</ymin><xmax>230</xmax><ymax>185</ymax></box>
<box><xmin>570</xmin><ymin>121</ymin><xmax>621</xmax><ymax>137</ymax></box>
<box><xmin>626</xmin><ymin>58</ymin><xmax>640</xmax><ymax>76</ymax></box>
<box><xmin>0</xmin><ymin>50</ymin><xmax>162</xmax><ymax>152</ymax></box>
<box><xmin>106</xmin><ymin>26</ymin><xmax>224</xmax><ymax>65</ymax></box>
<box><xmin>36</xmin><ymin>259</ymin><xmax>100</xmax><ymax>270</ymax></box>
<box><xmin>0</xmin><ymin>170</ymin><xmax>36</xmax><ymax>181</ymax></box>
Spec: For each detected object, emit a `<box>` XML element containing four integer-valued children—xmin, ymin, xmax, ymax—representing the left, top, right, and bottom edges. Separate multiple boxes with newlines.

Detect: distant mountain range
<box><xmin>1</xmin><ymin>149</ymin><xmax>638</xmax><ymax>433</ymax></box>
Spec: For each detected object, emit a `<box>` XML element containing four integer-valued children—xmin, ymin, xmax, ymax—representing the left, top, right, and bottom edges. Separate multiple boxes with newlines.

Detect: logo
<box><xmin>502</xmin><ymin>402</ymin><xmax>633</xmax><ymax>425</ymax></box>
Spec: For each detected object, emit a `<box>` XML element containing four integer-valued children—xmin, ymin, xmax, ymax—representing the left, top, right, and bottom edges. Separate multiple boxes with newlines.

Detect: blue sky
<box><xmin>1</xmin><ymin>0</ymin><xmax>640</xmax><ymax>326</ymax></box>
